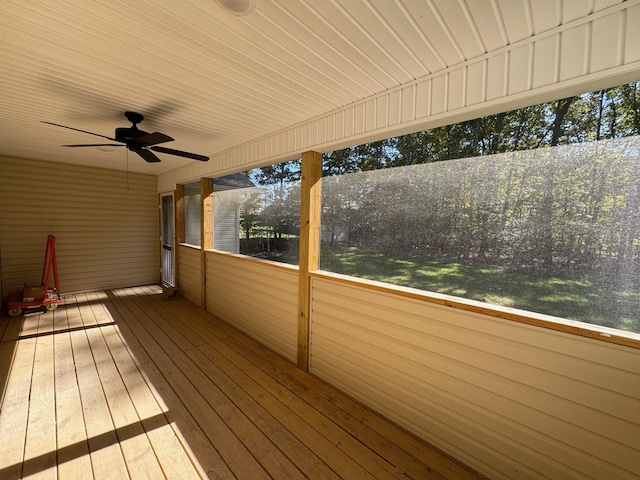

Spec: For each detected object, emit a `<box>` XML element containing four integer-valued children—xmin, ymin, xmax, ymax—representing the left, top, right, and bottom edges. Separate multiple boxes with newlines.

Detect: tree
<box><xmin>239</xmin><ymin>192</ymin><xmax>261</xmax><ymax>241</ymax></box>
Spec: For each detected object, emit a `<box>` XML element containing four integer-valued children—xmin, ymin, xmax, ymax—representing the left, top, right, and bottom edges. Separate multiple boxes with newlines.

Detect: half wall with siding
<box><xmin>206</xmin><ymin>251</ymin><xmax>298</xmax><ymax>362</ymax></box>
<box><xmin>309</xmin><ymin>274</ymin><xmax>640</xmax><ymax>480</ymax></box>
<box><xmin>0</xmin><ymin>156</ymin><xmax>158</xmax><ymax>294</ymax></box>
<box><xmin>177</xmin><ymin>244</ymin><xmax>201</xmax><ymax>305</ymax></box>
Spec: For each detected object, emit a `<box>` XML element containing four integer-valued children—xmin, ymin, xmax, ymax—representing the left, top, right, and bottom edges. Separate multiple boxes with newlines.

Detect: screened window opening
<box><xmin>213</xmin><ymin>162</ymin><xmax>301</xmax><ymax>265</ymax></box>
<box><xmin>184</xmin><ymin>182</ymin><xmax>201</xmax><ymax>246</ymax></box>
<box><xmin>211</xmin><ymin>173</ymin><xmax>257</xmax><ymax>254</ymax></box>
<box><xmin>319</xmin><ymin>83</ymin><xmax>640</xmax><ymax>334</ymax></box>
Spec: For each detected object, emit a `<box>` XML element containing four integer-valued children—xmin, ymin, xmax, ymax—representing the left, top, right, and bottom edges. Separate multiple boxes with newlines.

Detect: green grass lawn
<box><xmin>318</xmin><ymin>251</ymin><xmax>640</xmax><ymax>333</ymax></box>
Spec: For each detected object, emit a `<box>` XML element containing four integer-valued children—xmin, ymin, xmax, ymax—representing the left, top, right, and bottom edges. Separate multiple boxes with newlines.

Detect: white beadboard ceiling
<box><xmin>0</xmin><ymin>0</ymin><xmax>630</xmax><ymax>175</ymax></box>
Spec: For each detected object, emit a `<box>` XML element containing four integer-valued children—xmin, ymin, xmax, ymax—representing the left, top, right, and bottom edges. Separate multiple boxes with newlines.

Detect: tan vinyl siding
<box><xmin>184</xmin><ymin>188</ymin><xmax>200</xmax><ymax>246</ymax></box>
<box><xmin>178</xmin><ymin>244</ymin><xmax>201</xmax><ymax>305</ymax></box>
<box><xmin>206</xmin><ymin>251</ymin><xmax>298</xmax><ymax>362</ymax></box>
<box><xmin>309</xmin><ymin>274</ymin><xmax>640</xmax><ymax>480</ymax></box>
<box><xmin>0</xmin><ymin>156</ymin><xmax>158</xmax><ymax>294</ymax></box>
<box><xmin>213</xmin><ymin>192</ymin><xmax>239</xmax><ymax>253</ymax></box>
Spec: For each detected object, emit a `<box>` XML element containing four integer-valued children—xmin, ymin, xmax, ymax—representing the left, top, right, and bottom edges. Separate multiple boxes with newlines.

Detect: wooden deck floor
<box><xmin>0</xmin><ymin>285</ymin><xmax>484</xmax><ymax>479</ymax></box>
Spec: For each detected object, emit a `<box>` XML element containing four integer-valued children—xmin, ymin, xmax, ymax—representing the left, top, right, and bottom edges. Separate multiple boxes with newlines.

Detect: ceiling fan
<box><xmin>41</xmin><ymin>111</ymin><xmax>209</xmax><ymax>163</ymax></box>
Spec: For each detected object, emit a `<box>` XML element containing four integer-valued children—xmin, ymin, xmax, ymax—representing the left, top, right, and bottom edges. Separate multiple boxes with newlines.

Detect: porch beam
<box><xmin>298</xmin><ymin>150</ymin><xmax>322</xmax><ymax>370</ymax></box>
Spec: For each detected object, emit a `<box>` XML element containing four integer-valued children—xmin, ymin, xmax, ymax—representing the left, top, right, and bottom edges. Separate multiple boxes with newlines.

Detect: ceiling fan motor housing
<box><xmin>115</xmin><ymin>126</ymin><xmax>146</xmax><ymax>142</ymax></box>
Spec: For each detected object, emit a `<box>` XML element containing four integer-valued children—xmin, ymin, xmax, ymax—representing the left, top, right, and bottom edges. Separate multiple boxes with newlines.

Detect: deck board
<box><xmin>22</xmin><ymin>317</ymin><xmax>56</xmax><ymax>480</ymax></box>
<box><xmin>69</xmin><ymin>320</ymin><xmax>130</xmax><ymax>479</ymax></box>
<box><xmin>53</xmin><ymin>304</ymin><xmax>93</xmax><ymax>480</ymax></box>
<box><xmin>0</xmin><ymin>285</ymin><xmax>485</xmax><ymax>479</ymax></box>
<box><xmin>0</xmin><ymin>336</ymin><xmax>35</xmax><ymax>479</ymax></box>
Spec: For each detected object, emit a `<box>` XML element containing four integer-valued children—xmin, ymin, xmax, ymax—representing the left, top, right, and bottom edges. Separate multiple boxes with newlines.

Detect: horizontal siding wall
<box><xmin>178</xmin><ymin>244</ymin><xmax>201</xmax><ymax>305</ymax></box>
<box><xmin>206</xmin><ymin>251</ymin><xmax>298</xmax><ymax>362</ymax></box>
<box><xmin>158</xmin><ymin>1</ymin><xmax>640</xmax><ymax>191</ymax></box>
<box><xmin>310</xmin><ymin>275</ymin><xmax>640</xmax><ymax>480</ymax></box>
<box><xmin>0</xmin><ymin>156</ymin><xmax>158</xmax><ymax>294</ymax></box>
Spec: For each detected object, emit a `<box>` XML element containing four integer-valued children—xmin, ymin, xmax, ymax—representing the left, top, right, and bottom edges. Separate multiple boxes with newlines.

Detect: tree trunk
<box><xmin>540</xmin><ymin>98</ymin><xmax>574</xmax><ymax>270</ymax></box>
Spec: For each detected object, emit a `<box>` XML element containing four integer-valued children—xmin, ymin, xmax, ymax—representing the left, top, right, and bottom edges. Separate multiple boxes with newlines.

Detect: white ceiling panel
<box><xmin>0</xmin><ymin>0</ymin><xmax>630</xmax><ymax>176</ymax></box>
<box><xmin>401</xmin><ymin>0</ymin><xmax>463</xmax><ymax>67</ymax></box>
<box><xmin>466</xmin><ymin>0</ymin><xmax>506</xmax><ymax>52</ymax></box>
<box><xmin>530</xmin><ymin>0</ymin><xmax>562</xmax><ymax>33</ymax></box>
<box><xmin>561</xmin><ymin>0</ymin><xmax>595</xmax><ymax>22</ymax></box>
<box><xmin>433</xmin><ymin>0</ymin><xmax>485</xmax><ymax>60</ymax></box>
<box><xmin>496</xmin><ymin>0</ymin><xmax>534</xmax><ymax>43</ymax></box>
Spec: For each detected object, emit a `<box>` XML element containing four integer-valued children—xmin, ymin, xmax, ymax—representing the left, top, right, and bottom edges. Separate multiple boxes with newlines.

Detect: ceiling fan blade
<box><xmin>41</xmin><ymin>121</ymin><xmax>119</xmax><ymax>142</ymax></box>
<box><xmin>151</xmin><ymin>145</ymin><xmax>209</xmax><ymax>162</ymax></box>
<box><xmin>62</xmin><ymin>144</ymin><xmax>124</xmax><ymax>147</ymax></box>
<box><xmin>137</xmin><ymin>132</ymin><xmax>174</xmax><ymax>146</ymax></box>
<box><xmin>135</xmin><ymin>148</ymin><xmax>161</xmax><ymax>163</ymax></box>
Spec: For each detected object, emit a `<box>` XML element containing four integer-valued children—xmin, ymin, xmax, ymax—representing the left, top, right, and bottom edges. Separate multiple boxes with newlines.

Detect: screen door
<box><xmin>161</xmin><ymin>194</ymin><xmax>175</xmax><ymax>286</ymax></box>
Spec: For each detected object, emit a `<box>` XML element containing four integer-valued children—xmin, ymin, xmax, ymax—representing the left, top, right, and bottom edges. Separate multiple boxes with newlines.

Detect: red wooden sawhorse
<box><xmin>7</xmin><ymin>235</ymin><xmax>63</xmax><ymax>316</ymax></box>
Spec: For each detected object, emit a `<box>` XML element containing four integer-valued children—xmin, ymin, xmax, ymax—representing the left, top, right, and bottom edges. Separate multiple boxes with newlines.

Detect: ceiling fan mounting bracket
<box><xmin>124</xmin><ymin>111</ymin><xmax>144</xmax><ymax>125</ymax></box>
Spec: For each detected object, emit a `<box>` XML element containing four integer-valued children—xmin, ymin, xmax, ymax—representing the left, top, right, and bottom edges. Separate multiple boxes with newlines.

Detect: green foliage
<box><xmin>238</xmin><ymin>160</ymin><xmax>301</xmax><ymax>256</ymax></box>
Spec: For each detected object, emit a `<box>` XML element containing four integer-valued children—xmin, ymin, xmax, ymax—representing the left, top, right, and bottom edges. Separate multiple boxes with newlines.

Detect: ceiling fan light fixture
<box><xmin>215</xmin><ymin>0</ymin><xmax>255</xmax><ymax>16</ymax></box>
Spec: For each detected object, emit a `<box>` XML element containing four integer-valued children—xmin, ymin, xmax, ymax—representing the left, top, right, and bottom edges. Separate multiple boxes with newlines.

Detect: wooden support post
<box><xmin>174</xmin><ymin>184</ymin><xmax>185</xmax><ymax>289</ymax></box>
<box><xmin>298</xmin><ymin>150</ymin><xmax>322</xmax><ymax>371</ymax></box>
<box><xmin>200</xmin><ymin>178</ymin><xmax>213</xmax><ymax>309</ymax></box>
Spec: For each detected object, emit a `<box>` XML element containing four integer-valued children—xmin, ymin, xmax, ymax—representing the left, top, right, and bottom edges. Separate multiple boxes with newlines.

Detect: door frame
<box><xmin>160</xmin><ymin>192</ymin><xmax>175</xmax><ymax>286</ymax></box>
